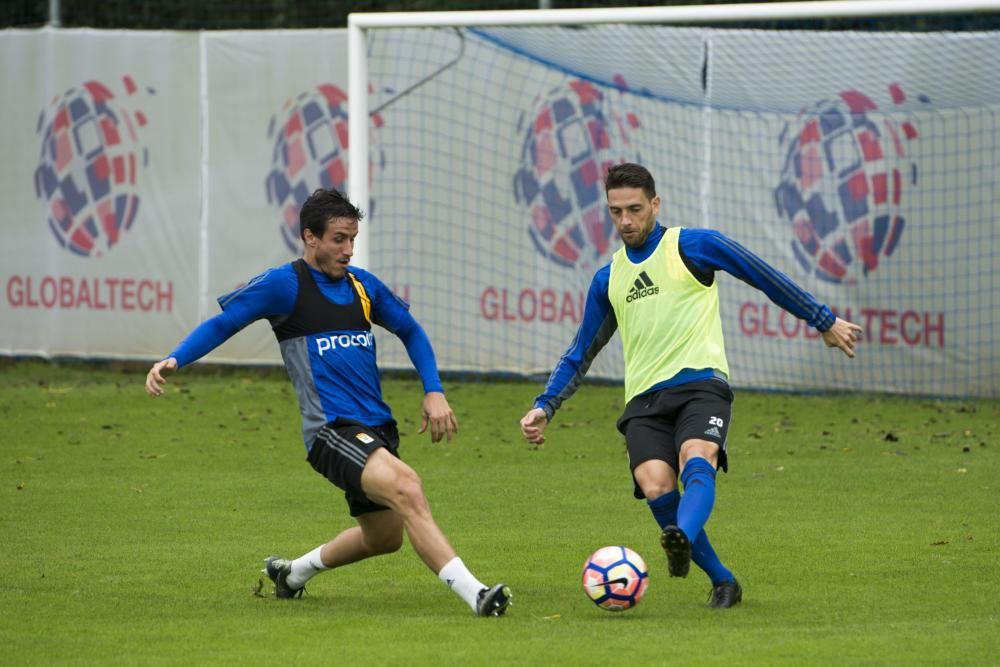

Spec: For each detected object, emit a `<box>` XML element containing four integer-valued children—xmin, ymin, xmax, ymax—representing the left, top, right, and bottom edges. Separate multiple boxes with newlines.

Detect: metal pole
<box><xmin>347</xmin><ymin>18</ymin><xmax>370</xmax><ymax>270</ymax></box>
<box><xmin>48</xmin><ymin>0</ymin><xmax>61</xmax><ymax>27</ymax></box>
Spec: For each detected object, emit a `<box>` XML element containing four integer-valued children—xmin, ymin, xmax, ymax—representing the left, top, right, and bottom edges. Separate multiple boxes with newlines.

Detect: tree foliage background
<box><xmin>4</xmin><ymin>0</ymin><xmax>999</xmax><ymax>30</ymax></box>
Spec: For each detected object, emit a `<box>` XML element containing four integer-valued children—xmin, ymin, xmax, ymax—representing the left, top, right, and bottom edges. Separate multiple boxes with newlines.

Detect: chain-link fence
<box><xmin>4</xmin><ymin>0</ymin><xmax>1000</xmax><ymax>30</ymax></box>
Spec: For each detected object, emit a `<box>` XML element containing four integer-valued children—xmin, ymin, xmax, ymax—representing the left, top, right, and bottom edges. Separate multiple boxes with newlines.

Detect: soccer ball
<box><xmin>581</xmin><ymin>545</ymin><xmax>649</xmax><ymax>611</ymax></box>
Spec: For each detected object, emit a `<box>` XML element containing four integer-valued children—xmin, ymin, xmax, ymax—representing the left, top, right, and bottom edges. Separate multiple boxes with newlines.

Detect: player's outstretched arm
<box><xmin>519</xmin><ymin>408</ymin><xmax>549</xmax><ymax>445</ymax></box>
<box><xmin>145</xmin><ymin>357</ymin><xmax>178</xmax><ymax>396</ymax></box>
<box><xmin>420</xmin><ymin>391</ymin><xmax>458</xmax><ymax>443</ymax></box>
<box><xmin>821</xmin><ymin>317</ymin><xmax>864</xmax><ymax>358</ymax></box>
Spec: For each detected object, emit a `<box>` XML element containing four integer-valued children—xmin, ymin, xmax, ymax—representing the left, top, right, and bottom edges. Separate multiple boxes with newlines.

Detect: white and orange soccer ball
<box><xmin>581</xmin><ymin>545</ymin><xmax>649</xmax><ymax>611</ymax></box>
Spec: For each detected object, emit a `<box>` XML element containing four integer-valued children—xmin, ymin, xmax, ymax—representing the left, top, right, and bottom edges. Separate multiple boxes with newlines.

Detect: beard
<box><xmin>314</xmin><ymin>249</ymin><xmax>349</xmax><ymax>278</ymax></box>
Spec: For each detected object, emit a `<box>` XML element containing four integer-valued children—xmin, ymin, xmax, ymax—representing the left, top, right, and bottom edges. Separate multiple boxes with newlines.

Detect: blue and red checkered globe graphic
<box><xmin>514</xmin><ymin>80</ymin><xmax>641</xmax><ymax>271</ymax></box>
<box><xmin>265</xmin><ymin>83</ymin><xmax>385</xmax><ymax>254</ymax></box>
<box><xmin>33</xmin><ymin>77</ymin><xmax>150</xmax><ymax>258</ymax></box>
<box><xmin>774</xmin><ymin>87</ymin><xmax>920</xmax><ymax>284</ymax></box>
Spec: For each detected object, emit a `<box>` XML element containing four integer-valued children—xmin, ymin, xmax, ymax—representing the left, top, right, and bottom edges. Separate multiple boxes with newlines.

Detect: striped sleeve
<box><xmin>360</xmin><ymin>269</ymin><xmax>444</xmax><ymax>395</ymax></box>
<box><xmin>169</xmin><ymin>264</ymin><xmax>297</xmax><ymax>368</ymax></box>
<box><xmin>680</xmin><ymin>228</ymin><xmax>835</xmax><ymax>332</ymax></box>
<box><xmin>533</xmin><ymin>264</ymin><xmax>617</xmax><ymax>421</ymax></box>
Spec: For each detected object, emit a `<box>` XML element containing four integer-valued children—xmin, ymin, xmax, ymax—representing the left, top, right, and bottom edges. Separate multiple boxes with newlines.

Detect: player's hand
<box><xmin>520</xmin><ymin>408</ymin><xmax>549</xmax><ymax>445</ymax></box>
<box><xmin>145</xmin><ymin>357</ymin><xmax>178</xmax><ymax>396</ymax></box>
<box><xmin>821</xmin><ymin>317</ymin><xmax>863</xmax><ymax>358</ymax></box>
<box><xmin>420</xmin><ymin>391</ymin><xmax>458</xmax><ymax>443</ymax></box>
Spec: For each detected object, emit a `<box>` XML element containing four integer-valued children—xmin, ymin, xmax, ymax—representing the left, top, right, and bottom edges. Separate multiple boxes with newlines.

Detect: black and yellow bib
<box><xmin>271</xmin><ymin>259</ymin><xmax>371</xmax><ymax>341</ymax></box>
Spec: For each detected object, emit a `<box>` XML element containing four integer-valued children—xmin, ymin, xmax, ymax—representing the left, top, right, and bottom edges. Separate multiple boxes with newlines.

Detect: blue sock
<box><xmin>648</xmin><ymin>486</ymin><xmax>733</xmax><ymax>584</ymax></box>
<box><xmin>691</xmin><ymin>531</ymin><xmax>734</xmax><ymax>585</ymax></box>
<box><xmin>647</xmin><ymin>490</ymin><xmax>680</xmax><ymax>529</ymax></box>
<box><xmin>677</xmin><ymin>457</ymin><xmax>717</xmax><ymax>547</ymax></box>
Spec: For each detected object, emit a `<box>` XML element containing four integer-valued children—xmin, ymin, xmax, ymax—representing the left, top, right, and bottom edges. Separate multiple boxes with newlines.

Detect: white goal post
<box><xmin>346</xmin><ymin>0</ymin><xmax>1000</xmax><ymax>270</ymax></box>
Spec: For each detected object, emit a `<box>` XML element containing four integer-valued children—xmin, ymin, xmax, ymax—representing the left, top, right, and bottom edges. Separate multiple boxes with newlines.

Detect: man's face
<box><xmin>304</xmin><ymin>217</ymin><xmax>358</xmax><ymax>279</ymax></box>
<box><xmin>607</xmin><ymin>186</ymin><xmax>660</xmax><ymax>249</ymax></box>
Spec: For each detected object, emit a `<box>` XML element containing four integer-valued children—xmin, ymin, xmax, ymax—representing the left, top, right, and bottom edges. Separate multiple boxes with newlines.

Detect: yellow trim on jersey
<box><xmin>608</xmin><ymin>227</ymin><xmax>729</xmax><ymax>403</ymax></box>
<box><xmin>347</xmin><ymin>273</ymin><xmax>372</xmax><ymax>323</ymax></box>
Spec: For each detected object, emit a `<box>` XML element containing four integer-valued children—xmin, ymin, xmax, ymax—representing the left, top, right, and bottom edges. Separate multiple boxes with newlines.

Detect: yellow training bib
<box><xmin>608</xmin><ymin>227</ymin><xmax>729</xmax><ymax>402</ymax></box>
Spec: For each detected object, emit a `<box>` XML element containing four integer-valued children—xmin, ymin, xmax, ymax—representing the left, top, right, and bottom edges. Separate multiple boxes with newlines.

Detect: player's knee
<box><xmin>680</xmin><ymin>440</ymin><xmax>720</xmax><ymax>467</ymax></box>
<box><xmin>386</xmin><ymin>467</ymin><xmax>429</xmax><ymax>516</ymax></box>
<box><xmin>641</xmin><ymin>482</ymin><xmax>676</xmax><ymax>501</ymax></box>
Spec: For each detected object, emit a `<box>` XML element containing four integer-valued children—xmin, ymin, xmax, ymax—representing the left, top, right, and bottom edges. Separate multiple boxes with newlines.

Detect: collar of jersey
<box><xmin>305</xmin><ymin>262</ymin><xmax>349</xmax><ymax>284</ymax></box>
<box><xmin>624</xmin><ymin>222</ymin><xmax>666</xmax><ymax>264</ymax></box>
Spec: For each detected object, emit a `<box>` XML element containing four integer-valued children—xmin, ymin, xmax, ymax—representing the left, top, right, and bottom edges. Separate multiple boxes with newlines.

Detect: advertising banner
<box><xmin>1</xmin><ymin>26</ymin><xmax>996</xmax><ymax>397</ymax></box>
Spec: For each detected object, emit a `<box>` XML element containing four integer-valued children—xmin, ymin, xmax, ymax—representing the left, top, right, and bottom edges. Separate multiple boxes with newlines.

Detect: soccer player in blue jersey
<box><xmin>145</xmin><ymin>188</ymin><xmax>510</xmax><ymax>617</ymax></box>
<box><xmin>519</xmin><ymin>163</ymin><xmax>862</xmax><ymax>608</ymax></box>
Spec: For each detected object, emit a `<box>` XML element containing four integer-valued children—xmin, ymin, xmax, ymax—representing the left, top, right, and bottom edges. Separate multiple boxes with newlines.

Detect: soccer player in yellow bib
<box><xmin>520</xmin><ymin>163</ymin><xmax>862</xmax><ymax>608</ymax></box>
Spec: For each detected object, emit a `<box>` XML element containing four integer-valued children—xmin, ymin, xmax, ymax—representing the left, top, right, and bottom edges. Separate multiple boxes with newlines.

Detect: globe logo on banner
<box><xmin>774</xmin><ymin>86</ymin><xmax>924</xmax><ymax>284</ymax></box>
<box><xmin>514</xmin><ymin>79</ymin><xmax>641</xmax><ymax>271</ymax></box>
<box><xmin>265</xmin><ymin>83</ymin><xmax>386</xmax><ymax>255</ymax></box>
<box><xmin>33</xmin><ymin>76</ymin><xmax>152</xmax><ymax>258</ymax></box>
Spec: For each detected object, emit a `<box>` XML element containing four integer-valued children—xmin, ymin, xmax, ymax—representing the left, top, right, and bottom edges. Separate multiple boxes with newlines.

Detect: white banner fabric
<box><xmin>1</xmin><ymin>27</ymin><xmax>996</xmax><ymax>398</ymax></box>
<box><xmin>1</xmin><ymin>29</ymin><xmax>202</xmax><ymax>359</ymax></box>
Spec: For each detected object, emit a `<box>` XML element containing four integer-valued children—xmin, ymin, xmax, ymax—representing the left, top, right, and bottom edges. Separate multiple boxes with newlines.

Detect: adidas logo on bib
<box><xmin>626</xmin><ymin>271</ymin><xmax>659</xmax><ymax>303</ymax></box>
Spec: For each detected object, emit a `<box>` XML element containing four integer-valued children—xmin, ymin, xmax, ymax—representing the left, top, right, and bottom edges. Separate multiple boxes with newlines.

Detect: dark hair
<box><xmin>605</xmin><ymin>163</ymin><xmax>656</xmax><ymax>200</ymax></box>
<box><xmin>299</xmin><ymin>188</ymin><xmax>365</xmax><ymax>240</ymax></box>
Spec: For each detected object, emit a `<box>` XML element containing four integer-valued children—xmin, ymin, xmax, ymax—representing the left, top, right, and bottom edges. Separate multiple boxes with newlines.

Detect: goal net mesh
<box><xmin>361</xmin><ymin>23</ymin><xmax>999</xmax><ymax>397</ymax></box>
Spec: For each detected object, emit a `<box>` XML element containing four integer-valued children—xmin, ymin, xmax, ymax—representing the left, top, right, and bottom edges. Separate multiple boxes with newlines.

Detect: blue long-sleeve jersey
<box><xmin>168</xmin><ymin>262</ymin><xmax>443</xmax><ymax>445</ymax></box>
<box><xmin>534</xmin><ymin>224</ymin><xmax>835</xmax><ymax>419</ymax></box>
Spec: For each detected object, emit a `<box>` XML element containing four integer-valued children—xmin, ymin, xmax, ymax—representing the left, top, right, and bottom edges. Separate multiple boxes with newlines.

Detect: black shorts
<box><xmin>616</xmin><ymin>379</ymin><xmax>734</xmax><ymax>499</ymax></box>
<box><xmin>307</xmin><ymin>418</ymin><xmax>400</xmax><ymax>517</ymax></box>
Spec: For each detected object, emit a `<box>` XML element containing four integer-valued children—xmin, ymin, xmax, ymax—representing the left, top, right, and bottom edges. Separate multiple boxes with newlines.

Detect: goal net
<box><xmin>352</xmin><ymin>6</ymin><xmax>1000</xmax><ymax>398</ymax></box>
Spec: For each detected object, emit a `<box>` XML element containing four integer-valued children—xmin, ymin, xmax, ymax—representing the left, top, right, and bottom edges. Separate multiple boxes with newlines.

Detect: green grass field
<box><xmin>2</xmin><ymin>359</ymin><xmax>998</xmax><ymax>665</ymax></box>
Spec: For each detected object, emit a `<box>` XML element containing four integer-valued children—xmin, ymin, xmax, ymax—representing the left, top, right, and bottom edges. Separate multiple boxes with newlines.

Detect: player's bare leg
<box><xmin>268</xmin><ymin>512</ymin><xmax>403</xmax><ymax>595</ymax></box>
<box><xmin>360</xmin><ymin>448</ymin><xmax>456</xmax><ymax>571</ymax></box>
<box><xmin>361</xmin><ymin>448</ymin><xmax>511</xmax><ymax>615</ymax></box>
<box><xmin>323</xmin><ymin>512</ymin><xmax>405</xmax><ymax>567</ymax></box>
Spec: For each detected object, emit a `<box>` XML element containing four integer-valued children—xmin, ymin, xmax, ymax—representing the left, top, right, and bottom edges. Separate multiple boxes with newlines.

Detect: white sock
<box><xmin>287</xmin><ymin>545</ymin><xmax>329</xmax><ymax>590</ymax></box>
<box><xmin>437</xmin><ymin>556</ymin><xmax>487</xmax><ymax>611</ymax></box>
